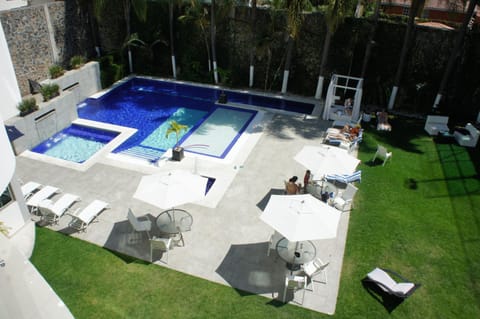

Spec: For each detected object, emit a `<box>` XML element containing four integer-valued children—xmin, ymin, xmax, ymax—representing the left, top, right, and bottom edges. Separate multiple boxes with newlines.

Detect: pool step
<box><xmin>118</xmin><ymin>146</ymin><xmax>164</xmax><ymax>162</ymax></box>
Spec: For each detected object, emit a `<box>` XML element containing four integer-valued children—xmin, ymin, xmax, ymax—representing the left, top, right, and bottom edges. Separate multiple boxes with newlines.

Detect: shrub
<box><xmin>40</xmin><ymin>83</ymin><xmax>60</xmax><ymax>102</ymax></box>
<box><xmin>99</xmin><ymin>55</ymin><xmax>124</xmax><ymax>89</ymax></box>
<box><xmin>49</xmin><ymin>64</ymin><xmax>65</xmax><ymax>79</ymax></box>
<box><xmin>17</xmin><ymin>98</ymin><xmax>38</xmax><ymax>116</ymax></box>
<box><xmin>70</xmin><ymin>55</ymin><xmax>86</xmax><ymax>69</ymax></box>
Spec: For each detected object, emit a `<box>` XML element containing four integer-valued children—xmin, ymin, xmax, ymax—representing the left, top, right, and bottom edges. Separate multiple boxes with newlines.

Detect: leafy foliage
<box><xmin>40</xmin><ymin>83</ymin><xmax>60</xmax><ymax>102</ymax></box>
<box><xmin>49</xmin><ymin>65</ymin><xmax>65</xmax><ymax>79</ymax></box>
<box><xmin>17</xmin><ymin>97</ymin><xmax>38</xmax><ymax>116</ymax></box>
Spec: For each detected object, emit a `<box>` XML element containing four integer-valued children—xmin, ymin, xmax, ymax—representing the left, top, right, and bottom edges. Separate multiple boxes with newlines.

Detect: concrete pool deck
<box><xmin>16</xmin><ymin>112</ymin><xmax>354</xmax><ymax>315</ymax></box>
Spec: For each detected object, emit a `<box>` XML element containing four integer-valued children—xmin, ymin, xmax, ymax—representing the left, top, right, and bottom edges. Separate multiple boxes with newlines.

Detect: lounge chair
<box><xmin>362</xmin><ymin>267</ymin><xmax>420</xmax><ymax>299</ymax></box>
<box><xmin>26</xmin><ymin>185</ymin><xmax>60</xmax><ymax>214</ymax></box>
<box><xmin>38</xmin><ymin>193</ymin><xmax>80</xmax><ymax>224</ymax></box>
<box><xmin>68</xmin><ymin>200</ymin><xmax>109</xmax><ymax>231</ymax></box>
<box><xmin>454</xmin><ymin>123</ymin><xmax>480</xmax><ymax>148</ymax></box>
<box><xmin>21</xmin><ymin>181</ymin><xmax>42</xmax><ymax>199</ymax></box>
<box><xmin>325</xmin><ymin>170</ymin><xmax>361</xmax><ymax>185</ymax></box>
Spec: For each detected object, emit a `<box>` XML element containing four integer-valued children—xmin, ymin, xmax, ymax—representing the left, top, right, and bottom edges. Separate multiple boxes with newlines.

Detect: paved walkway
<box><xmin>17</xmin><ymin>112</ymin><xmax>352</xmax><ymax>315</ymax></box>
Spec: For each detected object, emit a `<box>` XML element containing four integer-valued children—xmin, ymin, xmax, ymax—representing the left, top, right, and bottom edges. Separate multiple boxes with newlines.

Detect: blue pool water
<box><xmin>31</xmin><ymin>124</ymin><xmax>119</xmax><ymax>163</ymax></box>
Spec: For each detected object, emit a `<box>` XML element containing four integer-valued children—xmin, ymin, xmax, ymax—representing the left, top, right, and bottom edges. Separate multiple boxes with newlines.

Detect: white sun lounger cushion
<box><xmin>75</xmin><ymin>200</ymin><xmax>109</xmax><ymax>225</ymax></box>
<box><xmin>367</xmin><ymin>268</ymin><xmax>415</xmax><ymax>294</ymax></box>
<box><xmin>50</xmin><ymin>194</ymin><xmax>80</xmax><ymax>217</ymax></box>
<box><xmin>26</xmin><ymin>186</ymin><xmax>60</xmax><ymax>207</ymax></box>
<box><xmin>21</xmin><ymin>181</ymin><xmax>42</xmax><ymax>197</ymax></box>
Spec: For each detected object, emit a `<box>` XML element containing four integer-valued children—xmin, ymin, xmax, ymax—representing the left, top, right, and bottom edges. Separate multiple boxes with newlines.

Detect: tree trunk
<box><xmin>211</xmin><ymin>0</ymin><xmax>218</xmax><ymax>84</ymax></box>
<box><xmin>124</xmin><ymin>0</ymin><xmax>133</xmax><ymax>73</ymax></box>
<box><xmin>387</xmin><ymin>0</ymin><xmax>423</xmax><ymax>110</ymax></box>
<box><xmin>360</xmin><ymin>0</ymin><xmax>380</xmax><ymax>78</ymax></box>
<box><xmin>169</xmin><ymin>0</ymin><xmax>177</xmax><ymax>79</ymax></box>
<box><xmin>248</xmin><ymin>0</ymin><xmax>257</xmax><ymax>87</ymax></box>
<box><xmin>281</xmin><ymin>36</ymin><xmax>294</xmax><ymax>94</ymax></box>
<box><xmin>315</xmin><ymin>28</ymin><xmax>332</xmax><ymax>99</ymax></box>
<box><xmin>433</xmin><ymin>0</ymin><xmax>477</xmax><ymax>110</ymax></box>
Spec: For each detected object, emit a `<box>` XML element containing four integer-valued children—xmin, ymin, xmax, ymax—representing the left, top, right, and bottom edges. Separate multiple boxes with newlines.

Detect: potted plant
<box><xmin>49</xmin><ymin>64</ymin><xmax>65</xmax><ymax>79</ymax></box>
<box><xmin>165</xmin><ymin>120</ymin><xmax>188</xmax><ymax>161</ymax></box>
<box><xmin>17</xmin><ymin>97</ymin><xmax>38</xmax><ymax>116</ymax></box>
<box><xmin>40</xmin><ymin>83</ymin><xmax>60</xmax><ymax>102</ymax></box>
<box><xmin>70</xmin><ymin>55</ymin><xmax>86</xmax><ymax>69</ymax></box>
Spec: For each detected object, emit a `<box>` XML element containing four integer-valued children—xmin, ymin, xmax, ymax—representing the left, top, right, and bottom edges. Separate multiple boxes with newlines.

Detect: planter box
<box><xmin>172</xmin><ymin>147</ymin><xmax>185</xmax><ymax>161</ymax></box>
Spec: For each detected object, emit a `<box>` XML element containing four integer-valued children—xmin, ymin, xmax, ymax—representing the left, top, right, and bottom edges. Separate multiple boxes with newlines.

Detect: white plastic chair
<box><xmin>372</xmin><ymin>145</ymin><xmax>392</xmax><ymax>166</ymax></box>
<box><xmin>333</xmin><ymin>183</ymin><xmax>358</xmax><ymax>212</ymax></box>
<box><xmin>38</xmin><ymin>193</ymin><xmax>80</xmax><ymax>224</ymax></box>
<box><xmin>150</xmin><ymin>237</ymin><xmax>173</xmax><ymax>264</ymax></box>
<box><xmin>283</xmin><ymin>275</ymin><xmax>308</xmax><ymax>304</ymax></box>
<box><xmin>266</xmin><ymin>231</ymin><xmax>283</xmax><ymax>256</ymax></box>
<box><xmin>127</xmin><ymin>208</ymin><xmax>152</xmax><ymax>239</ymax></box>
<box><xmin>302</xmin><ymin>257</ymin><xmax>329</xmax><ymax>291</ymax></box>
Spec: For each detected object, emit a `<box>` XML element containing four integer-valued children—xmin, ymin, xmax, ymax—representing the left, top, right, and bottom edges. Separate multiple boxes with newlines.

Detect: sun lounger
<box><xmin>21</xmin><ymin>181</ymin><xmax>42</xmax><ymax>199</ymax></box>
<box><xmin>68</xmin><ymin>200</ymin><xmax>109</xmax><ymax>231</ymax></box>
<box><xmin>26</xmin><ymin>186</ymin><xmax>60</xmax><ymax>214</ymax></box>
<box><xmin>38</xmin><ymin>193</ymin><xmax>80</xmax><ymax>224</ymax></box>
<box><xmin>362</xmin><ymin>267</ymin><xmax>420</xmax><ymax>299</ymax></box>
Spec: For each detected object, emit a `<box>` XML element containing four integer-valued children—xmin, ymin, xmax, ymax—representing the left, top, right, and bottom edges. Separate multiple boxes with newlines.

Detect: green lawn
<box><xmin>31</xmin><ymin>117</ymin><xmax>480</xmax><ymax>318</ymax></box>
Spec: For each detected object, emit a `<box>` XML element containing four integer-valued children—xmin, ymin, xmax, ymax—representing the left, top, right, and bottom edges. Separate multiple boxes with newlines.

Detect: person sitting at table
<box><xmin>303</xmin><ymin>170</ymin><xmax>311</xmax><ymax>194</ymax></box>
<box><xmin>285</xmin><ymin>176</ymin><xmax>301</xmax><ymax>195</ymax></box>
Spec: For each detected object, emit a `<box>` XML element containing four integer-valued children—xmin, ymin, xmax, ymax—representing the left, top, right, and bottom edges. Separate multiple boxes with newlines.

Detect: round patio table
<box><xmin>276</xmin><ymin>237</ymin><xmax>316</xmax><ymax>271</ymax></box>
<box><xmin>156</xmin><ymin>208</ymin><xmax>193</xmax><ymax>234</ymax></box>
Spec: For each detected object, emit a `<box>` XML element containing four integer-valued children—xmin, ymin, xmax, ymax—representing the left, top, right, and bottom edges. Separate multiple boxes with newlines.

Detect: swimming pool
<box><xmin>31</xmin><ymin>124</ymin><xmax>119</xmax><ymax>163</ymax></box>
<box><xmin>77</xmin><ymin>77</ymin><xmax>272</xmax><ymax>161</ymax></box>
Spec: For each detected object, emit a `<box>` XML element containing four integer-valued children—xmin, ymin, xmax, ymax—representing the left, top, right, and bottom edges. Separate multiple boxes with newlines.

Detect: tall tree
<box><xmin>211</xmin><ymin>0</ymin><xmax>219</xmax><ymax>83</ymax></box>
<box><xmin>387</xmin><ymin>0</ymin><xmax>424</xmax><ymax>110</ymax></box>
<box><xmin>248</xmin><ymin>0</ymin><xmax>257</xmax><ymax>87</ymax></box>
<box><xmin>359</xmin><ymin>0</ymin><xmax>380</xmax><ymax>78</ymax></box>
<box><xmin>281</xmin><ymin>0</ymin><xmax>309</xmax><ymax>94</ymax></box>
<box><xmin>94</xmin><ymin>0</ymin><xmax>147</xmax><ymax>73</ymax></box>
<box><xmin>314</xmin><ymin>0</ymin><xmax>353</xmax><ymax>99</ymax></box>
<box><xmin>432</xmin><ymin>0</ymin><xmax>478</xmax><ymax>110</ymax></box>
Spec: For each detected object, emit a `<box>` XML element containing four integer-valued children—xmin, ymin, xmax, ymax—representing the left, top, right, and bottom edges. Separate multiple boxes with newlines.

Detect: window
<box><xmin>402</xmin><ymin>7</ymin><xmax>409</xmax><ymax>16</ymax></box>
<box><xmin>0</xmin><ymin>187</ymin><xmax>13</xmax><ymax>209</ymax></box>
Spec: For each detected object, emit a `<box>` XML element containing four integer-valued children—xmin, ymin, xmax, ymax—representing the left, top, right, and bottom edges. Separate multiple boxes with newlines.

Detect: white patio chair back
<box><xmin>267</xmin><ymin>231</ymin><xmax>283</xmax><ymax>256</ymax></box>
<box><xmin>302</xmin><ymin>257</ymin><xmax>329</xmax><ymax>289</ymax></box>
<box><xmin>372</xmin><ymin>145</ymin><xmax>392</xmax><ymax>166</ymax></box>
<box><xmin>333</xmin><ymin>183</ymin><xmax>358</xmax><ymax>212</ymax></box>
<box><xmin>150</xmin><ymin>237</ymin><xmax>172</xmax><ymax>264</ymax></box>
<box><xmin>283</xmin><ymin>275</ymin><xmax>308</xmax><ymax>304</ymax></box>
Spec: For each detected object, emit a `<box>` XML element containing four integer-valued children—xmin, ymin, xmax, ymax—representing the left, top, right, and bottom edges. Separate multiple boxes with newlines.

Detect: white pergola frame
<box><xmin>322</xmin><ymin>74</ymin><xmax>363</xmax><ymax>122</ymax></box>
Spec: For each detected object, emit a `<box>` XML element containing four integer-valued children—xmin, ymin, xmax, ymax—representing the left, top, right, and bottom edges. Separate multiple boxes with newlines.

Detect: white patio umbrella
<box><xmin>133</xmin><ymin>169</ymin><xmax>208</xmax><ymax>209</ymax></box>
<box><xmin>294</xmin><ymin>145</ymin><xmax>360</xmax><ymax>178</ymax></box>
<box><xmin>260</xmin><ymin>194</ymin><xmax>342</xmax><ymax>242</ymax></box>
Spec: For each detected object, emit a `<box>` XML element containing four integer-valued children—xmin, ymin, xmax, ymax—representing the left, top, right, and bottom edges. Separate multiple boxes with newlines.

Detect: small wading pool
<box><xmin>31</xmin><ymin>124</ymin><xmax>119</xmax><ymax>163</ymax></box>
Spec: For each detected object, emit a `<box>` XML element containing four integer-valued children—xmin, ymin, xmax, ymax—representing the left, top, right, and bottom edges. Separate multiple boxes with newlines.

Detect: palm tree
<box><xmin>281</xmin><ymin>0</ymin><xmax>309</xmax><ymax>94</ymax></box>
<box><xmin>179</xmin><ymin>0</ymin><xmax>212</xmax><ymax>73</ymax></box>
<box><xmin>387</xmin><ymin>0</ymin><xmax>425</xmax><ymax>110</ymax></box>
<box><xmin>94</xmin><ymin>0</ymin><xmax>147</xmax><ymax>73</ymax></box>
<box><xmin>314</xmin><ymin>0</ymin><xmax>354</xmax><ymax>99</ymax></box>
<box><xmin>432</xmin><ymin>0</ymin><xmax>478</xmax><ymax>110</ymax></box>
<box><xmin>166</xmin><ymin>120</ymin><xmax>188</xmax><ymax>145</ymax></box>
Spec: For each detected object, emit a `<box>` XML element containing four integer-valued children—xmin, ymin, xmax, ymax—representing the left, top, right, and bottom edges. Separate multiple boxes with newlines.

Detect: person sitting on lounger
<box><xmin>285</xmin><ymin>176</ymin><xmax>301</xmax><ymax>195</ymax></box>
<box><xmin>377</xmin><ymin>110</ymin><xmax>392</xmax><ymax>131</ymax></box>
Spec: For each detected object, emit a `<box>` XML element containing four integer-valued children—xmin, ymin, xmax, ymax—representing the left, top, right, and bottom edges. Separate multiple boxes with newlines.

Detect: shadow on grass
<box><xmin>435</xmin><ymin>139</ymin><xmax>480</xmax><ymax>306</ymax></box>
<box><xmin>361</xmin><ymin>279</ymin><xmax>405</xmax><ymax>313</ymax></box>
<box><xmin>104</xmin><ymin>247</ymin><xmax>150</xmax><ymax>265</ymax></box>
